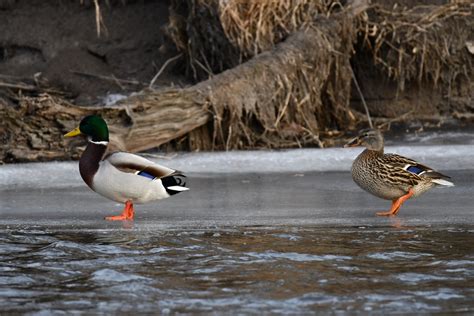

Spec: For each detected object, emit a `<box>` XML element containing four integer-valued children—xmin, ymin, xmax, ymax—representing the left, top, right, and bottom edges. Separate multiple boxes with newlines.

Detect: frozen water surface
<box><xmin>1</xmin><ymin>144</ymin><xmax>473</xmax><ymax>189</ymax></box>
<box><xmin>1</xmin><ymin>140</ymin><xmax>473</xmax><ymax>314</ymax></box>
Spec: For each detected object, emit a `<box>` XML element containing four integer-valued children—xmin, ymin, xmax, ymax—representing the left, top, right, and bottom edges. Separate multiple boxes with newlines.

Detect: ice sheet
<box><xmin>1</xmin><ymin>144</ymin><xmax>472</xmax><ymax>190</ymax></box>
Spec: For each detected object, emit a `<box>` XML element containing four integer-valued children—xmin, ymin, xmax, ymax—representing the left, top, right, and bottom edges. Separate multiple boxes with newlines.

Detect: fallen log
<box><xmin>0</xmin><ymin>0</ymin><xmax>368</xmax><ymax>163</ymax></box>
<box><xmin>1</xmin><ymin>90</ymin><xmax>209</xmax><ymax>161</ymax></box>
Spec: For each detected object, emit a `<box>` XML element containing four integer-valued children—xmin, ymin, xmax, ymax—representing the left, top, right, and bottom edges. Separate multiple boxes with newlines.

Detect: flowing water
<box><xmin>1</xmin><ymin>142</ymin><xmax>474</xmax><ymax>314</ymax></box>
<box><xmin>0</xmin><ymin>225</ymin><xmax>473</xmax><ymax>314</ymax></box>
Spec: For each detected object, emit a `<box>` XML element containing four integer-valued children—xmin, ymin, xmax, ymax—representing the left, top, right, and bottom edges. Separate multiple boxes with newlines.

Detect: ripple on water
<box><xmin>444</xmin><ymin>260</ymin><xmax>474</xmax><ymax>267</ymax></box>
<box><xmin>149</xmin><ymin>246</ymin><xmax>171</xmax><ymax>254</ymax></box>
<box><xmin>395</xmin><ymin>273</ymin><xmax>457</xmax><ymax>283</ymax></box>
<box><xmin>52</xmin><ymin>240</ymin><xmax>142</xmax><ymax>255</ymax></box>
<box><xmin>272</xmin><ymin>233</ymin><xmax>302</xmax><ymax>241</ymax></box>
<box><xmin>366</xmin><ymin>251</ymin><xmax>433</xmax><ymax>260</ymax></box>
<box><xmin>245</xmin><ymin>251</ymin><xmax>351</xmax><ymax>262</ymax></box>
<box><xmin>65</xmin><ymin>255</ymin><xmax>142</xmax><ymax>269</ymax></box>
<box><xmin>0</xmin><ymin>244</ymin><xmax>30</xmax><ymax>254</ymax></box>
<box><xmin>374</xmin><ymin>300</ymin><xmax>440</xmax><ymax>312</ymax></box>
<box><xmin>410</xmin><ymin>289</ymin><xmax>465</xmax><ymax>300</ymax></box>
<box><xmin>363</xmin><ymin>295</ymin><xmax>442</xmax><ymax>313</ymax></box>
<box><xmin>106</xmin><ymin>282</ymin><xmax>164</xmax><ymax>296</ymax></box>
<box><xmin>158</xmin><ymin>293</ymin><xmax>344</xmax><ymax>314</ymax></box>
<box><xmin>0</xmin><ymin>226</ymin><xmax>473</xmax><ymax>314</ymax></box>
<box><xmin>365</xmin><ymin>294</ymin><xmax>412</xmax><ymax>302</ymax></box>
<box><xmin>91</xmin><ymin>269</ymin><xmax>150</xmax><ymax>283</ymax></box>
<box><xmin>0</xmin><ymin>276</ymin><xmax>35</xmax><ymax>285</ymax></box>
<box><xmin>158</xmin><ymin>297</ymin><xmax>246</xmax><ymax>311</ymax></box>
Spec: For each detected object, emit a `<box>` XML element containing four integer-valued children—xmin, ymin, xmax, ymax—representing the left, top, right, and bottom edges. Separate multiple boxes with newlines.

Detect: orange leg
<box><xmin>105</xmin><ymin>200</ymin><xmax>135</xmax><ymax>221</ymax></box>
<box><xmin>376</xmin><ymin>189</ymin><xmax>414</xmax><ymax>217</ymax></box>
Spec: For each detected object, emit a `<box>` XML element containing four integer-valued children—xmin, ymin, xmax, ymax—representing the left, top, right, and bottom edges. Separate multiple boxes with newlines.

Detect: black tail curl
<box><xmin>161</xmin><ymin>173</ymin><xmax>187</xmax><ymax>195</ymax></box>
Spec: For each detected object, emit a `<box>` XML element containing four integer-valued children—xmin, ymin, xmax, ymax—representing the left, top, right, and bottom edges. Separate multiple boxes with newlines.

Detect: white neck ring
<box><xmin>89</xmin><ymin>140</ymin><xmax>109</xmax><ymax>146</ymax></box>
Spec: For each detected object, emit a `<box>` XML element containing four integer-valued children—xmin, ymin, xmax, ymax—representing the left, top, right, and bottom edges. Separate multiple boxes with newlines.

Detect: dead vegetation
<box><xmin>218</xmin><ymin>0</ymin><xmax>335</xmax><ymax>58</ymax></box>
<box><xmin>1</xmin><ymin>0</ymin><xmax>473</xmax><ymax>162</ymax></box>
<box><xmin>356</xmin><ymin>2</ymin><xmax>473</xmax><ymax>91</ymax></box>
<box><xmin>167</xmin><ymin>0</ymin><xmax>345</xmax><ymax>80</ymax></box>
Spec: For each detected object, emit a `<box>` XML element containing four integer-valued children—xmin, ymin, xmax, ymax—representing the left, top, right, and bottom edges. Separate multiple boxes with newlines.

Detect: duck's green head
<box><xmin>64</xmin><ymin>115</ymin><xmax>109</xmax><ymax>142</ymax></box>
<box><xmin>344</xmin><ymin>128</ymin><xmax>384</xmax><ymax>151</ymax></box>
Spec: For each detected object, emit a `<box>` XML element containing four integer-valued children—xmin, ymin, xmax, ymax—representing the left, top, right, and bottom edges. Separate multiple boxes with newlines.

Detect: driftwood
<box><xmin>0</xmin><ymin>0</ymin><xmax>368</xmax><ymax>163</ymax></box>
<box><xmin>1</xmin><ymin>90</ymin><xmax>209</xmax><ymax>161</ymax></box>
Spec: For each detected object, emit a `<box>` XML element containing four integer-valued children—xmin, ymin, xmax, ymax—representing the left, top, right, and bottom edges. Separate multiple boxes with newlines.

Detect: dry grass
<box><xmin>218</xmin><ymin>0</ymin><xmax>339</xmax><ymax>58</ymax></box>
<box><xmin>357</xmin><ymin>2</ymin><xmax>473</xmax><ymax>91</ymax></box>
<box><xmin>167</xmin><ymin>0</ymin><xmax>343</xmax><ymax>79</ymax></box>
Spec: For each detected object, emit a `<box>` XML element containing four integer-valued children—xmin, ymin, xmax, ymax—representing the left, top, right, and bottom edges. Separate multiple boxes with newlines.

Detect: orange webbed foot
<box><xmin>105</xmin><ymin>201</ymin><xmax>134</xmax><ymax>221</ymax></box>
<box><xmin>105</xmin><ymin>214</ymin><xmax>131</xmax><ymax>221</ymax></box>
<box><xmin>375</xmin><ymin>189</ymin><xmax>414</xmax><ymax>217</ymax></box>
<box><xmin>376</xmin><ymin>210</ymin><xmax>397</xmax><ymax>217</ymax></box>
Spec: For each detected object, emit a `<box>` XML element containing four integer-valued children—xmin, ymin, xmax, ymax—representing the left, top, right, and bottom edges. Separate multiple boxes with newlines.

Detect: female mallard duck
<box><xmin>64</xmin><ymin>115</ymin><xmax>188</xmax><ymax>221</ymax></box>
<box><xmin>345</xmin><ymin>128</ymin><xmax>453</xmax><ymax>216</ymax></box>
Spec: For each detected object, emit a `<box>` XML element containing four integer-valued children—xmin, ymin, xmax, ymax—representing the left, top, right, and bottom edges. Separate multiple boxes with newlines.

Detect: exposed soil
<box><xmin>0</xmin><ymin>0</ymin><xmax>186</xmax><ymax>105</ymax></box>
<box><xmin>351</xmin><ymin>55</ymin><xmax>474</xmax><ymax>119</ymax></box>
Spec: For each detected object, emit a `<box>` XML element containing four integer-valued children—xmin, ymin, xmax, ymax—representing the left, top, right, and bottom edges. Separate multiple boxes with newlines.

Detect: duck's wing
<box><xmin>105</xmin><ymin>152</ymin><xmax>176</xmax><ymax>179</ymax></box>
<box><xmin>383</xmin><ymin>153</ymin><xmax>451</xmax><ymax>180</ymax></box>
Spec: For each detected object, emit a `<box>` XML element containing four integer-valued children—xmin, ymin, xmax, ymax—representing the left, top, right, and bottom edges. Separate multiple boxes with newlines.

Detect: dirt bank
<box><xmin>0</xmin><ymin>0</ymin><xmax>186</xmax><ymax>105</ymax></box>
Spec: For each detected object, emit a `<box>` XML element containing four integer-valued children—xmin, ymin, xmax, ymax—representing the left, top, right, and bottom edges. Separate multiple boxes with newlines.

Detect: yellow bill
<box><xmin>64</xmin><ymin>127</ymin><xmax>82</xmax><ymax>137</ymax></box>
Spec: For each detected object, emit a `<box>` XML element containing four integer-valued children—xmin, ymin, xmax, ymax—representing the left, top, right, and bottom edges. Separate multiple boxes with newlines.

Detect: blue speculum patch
<box><xmin>137</xmin><ymin>171</ymin><xmax>156</xmax><ymax>180</ymax></box>
<box><xmin>407</xmin><ymin>165</ymin><xmax>423</xmax><ymax>174</ymax></box>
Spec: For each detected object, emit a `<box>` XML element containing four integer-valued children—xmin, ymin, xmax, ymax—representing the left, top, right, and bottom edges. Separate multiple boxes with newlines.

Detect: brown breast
<box><xmin>79</xmin><ymin>142</ymin><xmax>107</xmax><ymax>188</ymax></box>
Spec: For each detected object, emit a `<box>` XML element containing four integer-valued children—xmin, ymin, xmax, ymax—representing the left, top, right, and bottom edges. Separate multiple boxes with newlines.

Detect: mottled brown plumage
<box><xmin>345</xmin><ymin>128</ymin><xmax>453</xmax><ymax>216</ymax></box>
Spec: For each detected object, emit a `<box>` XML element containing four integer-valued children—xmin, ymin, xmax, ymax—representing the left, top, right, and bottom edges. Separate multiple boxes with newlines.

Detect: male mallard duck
<box><xmin>345</xmin><ymin>128</ymin><xmax>453</xmax><ymax>216</ymax></box>
<box><xmin>64</xmin><ymin>115</ymin><xmax>189</xmax><ymax>221</ymax></box>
